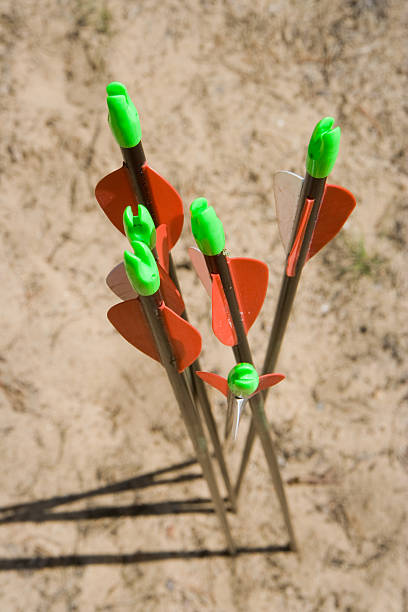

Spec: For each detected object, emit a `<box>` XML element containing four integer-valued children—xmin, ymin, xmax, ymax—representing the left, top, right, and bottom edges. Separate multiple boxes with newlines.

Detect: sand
<box><xmin>1</xmin><ymin>0</ymin><xmax>407</xmax><ymax>610</ymax></box>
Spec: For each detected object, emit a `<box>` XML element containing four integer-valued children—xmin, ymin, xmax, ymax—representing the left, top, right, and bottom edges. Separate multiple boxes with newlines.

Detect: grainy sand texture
<box><xmin>1</xmin><ymin>0</ymin><xmax>407</xmax><ymax>610</ymax></box>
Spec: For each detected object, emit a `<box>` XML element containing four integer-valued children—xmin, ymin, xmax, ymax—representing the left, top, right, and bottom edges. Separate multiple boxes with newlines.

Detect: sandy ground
<box><xmin>1</xmin><ymin>0</ymin><xmax>407</xmax><ymax>610</ymax></box>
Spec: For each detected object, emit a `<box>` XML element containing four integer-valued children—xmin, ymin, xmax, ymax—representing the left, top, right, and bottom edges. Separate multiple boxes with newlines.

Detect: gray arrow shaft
<box><xmin>206</xmin><ymin>253</ymin><xmax>297</xmax><ymax>551</ymax></box>
<box><xmin>120</xmin><ymin>144</ymin><xmax>236</xmax><ymax>511</ymax></box>
<box><xmin>235</xmin><ymin>173</ymin><xmax>327</xmax><ymax>503</ymax></box>
<box><xmin>139</xmin><ymin>293</ymin><xmax>236</xmax><ymax>554</ymax></box>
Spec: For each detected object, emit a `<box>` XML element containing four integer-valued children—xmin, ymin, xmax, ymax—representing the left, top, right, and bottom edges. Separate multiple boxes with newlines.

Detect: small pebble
<box><xmin>320</xmin><ymin>303</ymin><xmax>330</xmax><ymax>314</ymax></box>
<box><xmin>316</xmin><ymin>402</ymin><xmax>324</xmax><ymax>411</ymax></box>
<box><xmin>166</xmin><ymin>579</ymin><xmax>175</xmax><ymax>592</ymax></box>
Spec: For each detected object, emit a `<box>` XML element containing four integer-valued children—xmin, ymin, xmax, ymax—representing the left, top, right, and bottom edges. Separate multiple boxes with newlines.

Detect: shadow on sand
<box><xmin>0</xmin><ymin>458</ymin><xmax>289</xmax><ymax>570</ymax></box>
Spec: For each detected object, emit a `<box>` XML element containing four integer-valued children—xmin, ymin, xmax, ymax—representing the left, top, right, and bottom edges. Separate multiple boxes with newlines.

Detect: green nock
<box><xmin>123</xmin><ymin>205</ymin><xmax>156</xmax><ymax>249</ymax></box>
<box><xmin>123</xmin><ymin>241</ymin><xmax>160</xmax><ymax>296</ymax></box>
<box><xmin>306</xmin><ymin>117</ymin><xmax>341</xmax><ymax>179</ymax></box>
<box><xmin>190</xmin><ymin>197</ymin><xmax>225</xmax><ymax>256</ymax></box>
<box><xmin>106</xmin><ymin>81</ymin><xmax>142</xmax><ymax>149</ymax></box>
<box><xmin>227</xmin><ymin>363</ymin><xmax>259</xmax><ymax>397</ymax></box>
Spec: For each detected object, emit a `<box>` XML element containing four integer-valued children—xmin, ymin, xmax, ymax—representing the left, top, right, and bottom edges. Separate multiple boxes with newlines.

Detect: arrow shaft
<box><xmin>184</xmin><ymin>359</ymin><xmax>237</xmax><ymax>511</ymax></box>
<box><xmin>205</xmin><ymin>254</ymin><xmax>248</xmax><ymax>349</ymax></box>
<box><xmin>121</xmin><ymin>143</ymin><xmax>152</xmax><ymax>212</ymax></box>
<box><xmin>287</xmin><ymin>173</ymin><xmax>327</xmax><ymax>257</ymax></box>
<box><xmin>119</xmin><ymin>145</ymin><xmax>236</xmax><ymax>510</ymax></box>
<box><xmin>235</xmin><ymin>173</ymin><xmax>327</xmax><ymax>499</ymax></box>
<box><xmin>265</xmin><ymin>172</ymin><xmax>327</xmax><ymax>369</ymax></box>
<box><xmin>206</xmin><ymin>253</ymin><xmax>297</xmax><ymax>552</ymax></box>
<box><xmin>139</xmin><ymin>292</ymin><xmax>236</xmax><ymax>554</ymax></box>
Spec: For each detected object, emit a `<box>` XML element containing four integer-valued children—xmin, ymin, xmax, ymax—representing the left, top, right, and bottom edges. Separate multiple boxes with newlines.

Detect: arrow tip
<box><xmin>227</xmin><ymin>363</ymin><xmax>259</xmax><ymax>397</ymax></box>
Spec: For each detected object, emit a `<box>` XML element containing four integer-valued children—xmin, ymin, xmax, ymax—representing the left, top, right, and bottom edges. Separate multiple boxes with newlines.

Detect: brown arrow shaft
<box><xmin>205</xmin><ymin>252</ymin><xmax>297</xmax><ymax>552</ymax></box>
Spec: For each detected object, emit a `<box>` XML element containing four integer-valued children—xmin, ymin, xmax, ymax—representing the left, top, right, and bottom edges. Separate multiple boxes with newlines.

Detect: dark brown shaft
<box><xmin>121</xmin><ymin>145</ymin><xmax>236</xmax><ymax>511</ymax></box>
<box><xmin>235</xmin><ymin>173</ymin><xmax>327</xmax><ymax>498</ymax></box>
<box><xmin>206</xmin><ymin>253</ymin><xmax>297</xmax><ymax>551</ymax></box>
<box><xmin>140</xmin><ymin>292</ymin><xmax>236</xmax><ymax>554</ymax></box>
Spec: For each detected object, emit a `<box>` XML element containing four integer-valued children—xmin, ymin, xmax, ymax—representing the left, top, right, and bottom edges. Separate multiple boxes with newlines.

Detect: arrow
<box><xmin>235</xmin><ymin>117</ymin><xmax>357</xmax><ymax>497</ymax></box>
<box><xmin>108</xmin><ymin>240</ymin><xmax>236</xmax><ymax>554</ymax></box>
<box><xmin>189</xmin><ymin>247</ymin><xmax>269</xmax><ymax>346</ymax></box>
<box><xmin>106</xmin><ymin>205</ymin><xmax>184</xmax><ymax>315</ymax></box>
<box><xmin>188</xmin><ymin>198</ymin><xmax>269</xmax><ymax>347</ymax></box>
<box><xmin>108</xmin><ymin>243</ymin><xmax>200</xmax><ymax>372</ymax></box>
<box><xmin>94</xmin><ymin>83</ymin><xmax>236</xmax><ymax>511</ymax></box>
<box><xmin>196</xmin><ymin>364</ymin><xmax>284</xmax><ymax>441</ymax></box>
<box><xmin>274</xmin><ymin>171</ymin><xmax>356</xmax><ymax>267</ymax></box>
<box><xmin>106</xmin><ymin>262</ymin><xmax>185</xmax><ymax>315</ymax></box>
<box><xmin>95</xmin><ymin>84</ymin><xmax>183</xmax><ymax>248</ymax></box>
<box><xmin>190</xmin><ymin>197</ymin><xmax>297</xmax><ymax>552</ymax></box>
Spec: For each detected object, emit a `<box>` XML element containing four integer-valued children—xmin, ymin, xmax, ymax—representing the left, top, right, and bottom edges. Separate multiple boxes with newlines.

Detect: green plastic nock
<box><xmin>123</xmin><ymin>205</ymin><xmax>156</xmax><ymax>250</ymax></box>
<box><xmin>190</xmin><ymin>197</ymin><xmax>225</xmax><ymax>256</ymax></box>
<box><xmin>106</xmin><ymin>81</ymin><xmax>142</xmax><ymax>149</ymax></box>
<box><xmin>306</xmin><ymin>117</ymin><xmax>341</xmax><ymax>179</ymax></box>
<box><xmin>124</xmin><ymin>241</ymin><xmax>160</xmax><ymax>296</ymax></box>
<box><xmin>227</xmin><ymin>363</ymin><xmax>259</xmax><ymax>397</ymax></box>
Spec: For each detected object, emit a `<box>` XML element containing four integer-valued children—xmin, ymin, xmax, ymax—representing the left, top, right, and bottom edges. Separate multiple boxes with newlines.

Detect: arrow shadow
<box><xmin>0</xmin><ymin>457</ymin><xmax>289</xmax><ymax>570</ymax></box>
<box><xmin>0</xmin><ymin>458</ymin><xmax>202</xmax><ymax>519</ymax></box>
<box><xmin>0</xmin><ymin>544</ymin><xmax>290</xmax><ymax>571</ymax></box>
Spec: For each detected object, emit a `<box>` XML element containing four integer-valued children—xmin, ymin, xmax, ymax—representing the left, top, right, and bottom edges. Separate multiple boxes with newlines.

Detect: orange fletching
<box><xmin>286</xmin><ymin>198</ymin><xmax>314</xmax><ymax>277</ymax></box>
<box><xmin>195</xmin><ymin>372</ymin><xmax>229</xmax><ymax>397</ymax></box>
<box><xmin>307</xmin><ymin>184</ymin><xmax>356</xmax><ymax>261</ymax></box>
<box><xmin>108</xmin><ymin>298</ymin><xmax>160</xmax><ymax>363</ymax></box>
<box><xmin>107</xmin><ymin>299</ymin><xmax>201</xmax><ymax>372</ymax></box>
<box><xmin>158</xmin><ymin>265</ymin><xmax>185</xmax><ymax>315</ymax></box>
<box><xmin>95</xmin><ymin>163</ymin><xmax>184</xmax><ymax>250</ymax></box>
<box><xmin>229</xmin><ymin>258</ymin><xmax>269</xmax><ymax>333</ymax></box>
<box><xmin>211</xmin><ymin>257</ymin><xmax>269</xmax><ymax>346</ymax></box>
<box><xmin>143</xmin><ymin>163</ymin><xmax>184</xmax><ymax>249</ymax></box>
<box><xmin>257</xmin><ymin>373</ymin><xmax>285</xmax><ymax>393</ymax></box>
<box><xmin>95</xmin><ymin>166</ymin><xmax>136</xmax><ymax>235</ymax></box>
<box><xmin>160</xmin><ymin>303</ymin><xmax>202</xmax><ymax>372</ymax></box>
<box><xmin>156</xmin><ymin>224</ymin><xmax>170</xmax><ymax>273</ymax></box>
<box><xmin>212</xmin><ymin>275</ymin><xmax>237</xmax><ymax>346</ymax></box>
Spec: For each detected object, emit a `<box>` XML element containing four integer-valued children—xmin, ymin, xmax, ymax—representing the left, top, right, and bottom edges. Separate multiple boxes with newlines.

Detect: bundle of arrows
<box><xmin>94</xmin><ymin>82</ymin><xmax>356</xmax><ymax>555</ymax></box>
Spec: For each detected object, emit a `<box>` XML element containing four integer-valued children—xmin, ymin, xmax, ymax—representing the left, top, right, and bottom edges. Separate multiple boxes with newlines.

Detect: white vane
<box><xmin>273</xmin><ymin>171</ymin><xmax>303</xmax><ymax>255</ymax></box>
